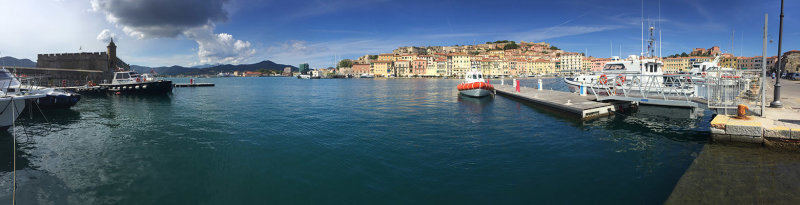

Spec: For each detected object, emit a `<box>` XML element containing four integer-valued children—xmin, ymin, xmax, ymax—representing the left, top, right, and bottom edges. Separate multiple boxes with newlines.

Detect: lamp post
<box><xmin>770</xmin><ymin>0</ymin><xmax>785</xmax><ymax>108</ymax></box>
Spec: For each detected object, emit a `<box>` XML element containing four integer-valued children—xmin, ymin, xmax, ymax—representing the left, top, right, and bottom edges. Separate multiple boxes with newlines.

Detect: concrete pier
<box><xmin>494</xmin><ymin>84</ymin><xmax>634</xmax><ymax>120</ymax></box>
<box><xmin>710</xmin><ymin>108</ymin><xmax>800</xmax><ymax>151</ymax></box>
<box><xmin>174</xmin><ymin>83</ymin><xmax>214</xmax><ymax>87</ymax></box>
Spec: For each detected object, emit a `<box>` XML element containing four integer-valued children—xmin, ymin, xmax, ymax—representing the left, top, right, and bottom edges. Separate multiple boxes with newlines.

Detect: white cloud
<box><xmin>96</xmin><ymin>29</ymin><xmax>118</xmax><ymax>42</ymax></box>
<box><xmin>184</xmin><ymin>25</ymin><xmax>256</xmax><ymax>65</ymax></box>
<box><xmin>507</xmin><ymin>25</ymin><xmax>623</xmax><ymax>42</ymax></box>
<box><xmin>90</xmin><ymin>0</ymin><xmax>254</xmax><ymax>65</ymax></box>
<box><xmin>264</xmin><ymin>39</ymin><xmax>397</xmax><ymax>68</ymax></box>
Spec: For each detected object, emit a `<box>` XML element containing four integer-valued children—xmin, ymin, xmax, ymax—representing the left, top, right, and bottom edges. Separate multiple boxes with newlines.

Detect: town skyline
<box><xmin>0</xmin><ymin>0</ymin><xmax>797</xmax><ymax>68</ymax></box>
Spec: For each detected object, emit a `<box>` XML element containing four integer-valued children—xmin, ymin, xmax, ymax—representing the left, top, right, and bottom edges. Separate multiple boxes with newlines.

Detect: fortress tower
<box><xmin>107</xmin><ymin>38</ymin><xmax>117</xmax><ymax>70</ymax></box>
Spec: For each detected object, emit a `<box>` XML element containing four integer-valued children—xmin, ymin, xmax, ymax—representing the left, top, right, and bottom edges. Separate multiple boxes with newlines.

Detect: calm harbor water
<box><xmin>0</xmin><ymin>77</ymin><xmax>713</xmax><ymax>204</ymax></box>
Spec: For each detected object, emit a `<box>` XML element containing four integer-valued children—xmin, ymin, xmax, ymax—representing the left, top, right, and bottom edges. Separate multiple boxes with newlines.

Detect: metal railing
<box><xmin>701</xmin><ymin>70</ymin><xmax>766</xmax><ymax>116</ymax></box>
<box><xmin>587</xmin><ymin>74</ymin><xmax>699</xmax><ymax>107</ymax></box>
<box><xmin>584</xmin><ymin>71</ymin><xmax>765</xmax><ymax>112</ymax></box>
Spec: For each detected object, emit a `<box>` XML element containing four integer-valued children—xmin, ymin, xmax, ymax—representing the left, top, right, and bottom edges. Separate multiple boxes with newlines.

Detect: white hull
<box><xmin>459</xmin><ymin>89</ymin><xmax>491</xmax><ymax>97</ymax></box>
<box><xmin>0</xmin><ymin>95</ymin><xmax>43</xmax><ymax>130</ymax></box>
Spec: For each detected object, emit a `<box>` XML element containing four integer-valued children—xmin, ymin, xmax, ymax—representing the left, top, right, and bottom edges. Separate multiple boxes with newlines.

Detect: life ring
<box><xmin>599</xmin><ymin>74</ymin><xmax>608</xmax><ymax>85</ymax></box>
<box><xmin>616</xmin><ymin>75</ymin><xmax>626</xmax><ymax>86</ymax></box>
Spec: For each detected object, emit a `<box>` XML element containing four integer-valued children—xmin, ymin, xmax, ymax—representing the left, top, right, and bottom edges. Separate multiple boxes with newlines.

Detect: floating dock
<box><xmin>64</xmin><ymin>86</ymin><xmax>107</xmax><ymax>94</ymax></box>
<box><xmin>494</xmin><ymin>84</ymin><xmax>633</xmax><ymax>120</ymax></box>
<box><xmin>174</xmin><ymin>83</ymin><xmax>214</xmax><ymax>87</ymax></box>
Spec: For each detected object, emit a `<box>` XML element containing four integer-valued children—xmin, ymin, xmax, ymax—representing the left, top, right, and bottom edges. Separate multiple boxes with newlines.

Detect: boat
<box><xmin>99</xmin><ymin>71</ymin><xmax>173</xmax><ymax>95</ymax></box>
<box><xmin>297</xmin><ymin>74</ymin><xmax>311</xmax><ymax>79</ymax></box>
<box><xmin>563</xmin><ymin>55</ymin><xmax>665</xmax><ymax>92</ymax></box>
<box><xmin>0</xmin><ymin>92</ymin><xmax>46</xmax><ymax>130</ymax></box>
<box><xmin>0</xmin><ymin>68</ymin><xmax>81</xmax><ymax>109</ymax></box>
<box><xmin>359</xmin><ymin>73</ymin><xmax>374</xmax><ymax>78</ymax></box>
<box><xmin>684</xmin><ymin>56</ymin><xmax>736</xmax><ymax>83</ymax></box>
<box><xmin>457</xmin><ymin>70</ymin><xmax>494</xmax><ymax>97</ymax></box>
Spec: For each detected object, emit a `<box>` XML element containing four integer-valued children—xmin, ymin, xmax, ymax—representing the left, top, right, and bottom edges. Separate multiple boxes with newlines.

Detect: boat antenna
<box><xmin>641</xmin><ymin>0</ymin><xmax>644</xmax><ymax>57</ymax></box>
<box><xmin>731</xmin><ymin>30</ymin><xmax>735</xmax><ymax>56</ymax></box>
<box><xmin>658</xmin><ymin>0</ymin><xmax>662</xmax><ymax>58</ymax></box>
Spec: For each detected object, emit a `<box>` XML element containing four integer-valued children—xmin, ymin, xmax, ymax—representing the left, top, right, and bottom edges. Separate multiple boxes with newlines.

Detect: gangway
<box><xmin>583</xmin><ymin>70</ymin><xmax>765</xmax><ymax>114</ymax></box>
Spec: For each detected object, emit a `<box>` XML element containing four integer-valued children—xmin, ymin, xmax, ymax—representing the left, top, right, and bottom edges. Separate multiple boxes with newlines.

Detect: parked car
<box><xmin>791</xmin><ymin>73</ymin><xmax>800</xmax><ymax>80</ymax></box>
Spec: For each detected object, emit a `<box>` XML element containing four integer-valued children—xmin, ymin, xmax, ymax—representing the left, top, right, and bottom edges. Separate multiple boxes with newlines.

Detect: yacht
<box><xmin>686</xmin><ymin>56</ymin><xmax>736</xmax><ymax>83</ymax></box>
<box><xmin>99</xmin><ymin>71</ymin><xmax>173</xmax><ymax>95</ymax></box>
<box><xmin>0</xmin><ymin>68</ymin><xmax>81</xmax><ymax>109</ymax></box>
<box><xmin>359</xmin><ymin>73</ymin><xmax>375</xmax><ymax>78</ymax></box>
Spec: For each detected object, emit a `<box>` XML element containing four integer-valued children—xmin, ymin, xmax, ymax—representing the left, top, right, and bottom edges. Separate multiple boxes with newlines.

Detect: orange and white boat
<box><xmin>457</xmin><ymin>70</ymin><xmax>494</xmax><ymax>97</ymax></box>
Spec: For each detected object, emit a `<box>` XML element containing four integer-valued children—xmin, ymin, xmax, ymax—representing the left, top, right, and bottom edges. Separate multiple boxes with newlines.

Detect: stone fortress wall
<box><xmin>36</xmin><ymin>52</ymin><xmax>110</xmax><ymax>71</ymax></box>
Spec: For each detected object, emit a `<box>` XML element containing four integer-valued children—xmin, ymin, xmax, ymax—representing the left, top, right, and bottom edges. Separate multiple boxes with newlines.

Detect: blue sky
<box><xmin>0</xmin><ymin>0</ymin><xmax>797</xmax><ymax>68</ymax></box>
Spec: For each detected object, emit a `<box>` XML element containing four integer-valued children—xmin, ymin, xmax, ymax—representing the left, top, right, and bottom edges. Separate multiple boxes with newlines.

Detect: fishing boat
<box><xmin>99</xmin><ymin>71</ymin><xmax>173</xmax><ymax>95</ymax></box>
<box><xmin>457</xmin><ymin>70</ymin><xmax>494</xmax><ymax>97</ymax></box>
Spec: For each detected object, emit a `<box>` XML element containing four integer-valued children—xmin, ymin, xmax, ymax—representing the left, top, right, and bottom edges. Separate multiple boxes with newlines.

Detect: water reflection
<box><xmin>0</xmin><ymin>133</ymin><xmax>32</xmax><ymax>172</ymax></box>
<box><xmin>457</xmin><ymin>95</ymin><xmax>494</xmax><ymax>123</ymax></box>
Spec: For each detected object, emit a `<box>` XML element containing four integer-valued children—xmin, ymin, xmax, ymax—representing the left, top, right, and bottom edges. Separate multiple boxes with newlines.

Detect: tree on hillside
<box><xmin>369</xmin><ymin>55</ymin><xmax>378</xmax><ymax>60</ymax></box>
<box><xmin>503</xmin><ymin>42</ymin><xmax>519</xmax><ymax>50</ymax></box>
<box><xmin>680</xmin><ymin>52</ymin><xmax>689</xmax><ymax>57</ymax></box>
<box><xmin>550</xmin><ymin>46</ymin><xmax>560</xmax><ymax>50</ymax></box>
<box><xmin>338</xmin><ymin>59</ymin><xmax>353</xmax><ymax>68</ymax></box>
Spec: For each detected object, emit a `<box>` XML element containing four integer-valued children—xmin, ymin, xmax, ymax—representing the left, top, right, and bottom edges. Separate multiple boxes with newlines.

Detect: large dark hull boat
<box><xmin>98</xmin><ymin>71</ymin><xmax>173</xmax><ymax>95</ymax></box>
<box><xmin>101</xmin><ymin>80</ymin><xmax>173</xmax><ymax>95</ymax></box>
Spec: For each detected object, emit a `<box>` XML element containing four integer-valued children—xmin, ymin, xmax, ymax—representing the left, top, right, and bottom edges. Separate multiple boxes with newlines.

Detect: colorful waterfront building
<box><xmin>447</xmin><ymin>53</ymin><xmax>471</xmax><ymax>77</ymax></box>
<box><xmin>590</xmin><ymin>58</ymin><xmax>610</xmax><ymax>72</ymax></box>
<box><xmin>352</xmin><ymin>64</ymin><xmax>371</xmax><ymax>75</ymax></box>
<box><xmin>558</xmin><ymin>52</ymin><xmax>583</xmax><ymax>73</ymax></box>
<box><xmin>371</xmin><ymin>60</ymin><xmax>393</xmax><ymax>77</ymax></box>
<box><xmin>394</xmin><ymin>60</ymin><xmax>410</xmax><ymax>77</ymax></box>
<box><xmin>412</xmin><ymin>59</ymin><xmax>427</xmax><ymax>76</ymax></box>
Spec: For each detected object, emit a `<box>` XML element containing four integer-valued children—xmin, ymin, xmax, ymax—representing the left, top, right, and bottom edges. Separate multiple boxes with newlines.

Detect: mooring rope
<box><xmin>11</xmin><ymin>97</ymin><xmax>17</xmax><ymax>205</ymax></box>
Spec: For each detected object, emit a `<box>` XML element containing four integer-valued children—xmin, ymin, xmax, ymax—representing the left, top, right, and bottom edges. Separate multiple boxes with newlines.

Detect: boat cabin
<box><xmin>112</xmin><ymin>71</ymin><xmax>143</xmax><ymax>85</ymax></box>
<box><xmin>464</xmin><ymin>70</ymin><xmax>486</xmax><ymax>83</ymax></box>
<box><xmin>601</xmin><ymin>55</ymin><xmax>663</xmax><ymax>75</ymax></box>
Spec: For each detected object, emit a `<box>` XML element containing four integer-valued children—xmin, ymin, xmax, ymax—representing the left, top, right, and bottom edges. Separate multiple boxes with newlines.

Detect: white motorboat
<box><xmin>564</xmin><ymin>55</ymin><xmax>665</xmax><ymax>91</ymax></box>
<box><xmin>0</xmin><ymin>68</ymin><xmax>81</xmax><ymax>109</ymax></box>
<box><xmin>684</xmin><ymin>56</ymin><xmax>736</xmax><ymax>83</ymax></box>
<box><xmin>457</xmin><ymin>70</ymin><xmax>494</xmax><ymax>97</ymax></box>
<box><xmin>359</xmin><ymin>73</ymin><xmax>374</xmax><ymax>78</ymax></box>
<box><xmin>0</xmin><ymin>92</ymin><xmax>46</xmax><ymax>130</ymax></box>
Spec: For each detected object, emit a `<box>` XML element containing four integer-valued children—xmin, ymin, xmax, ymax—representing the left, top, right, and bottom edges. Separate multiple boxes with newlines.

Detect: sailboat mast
<box><xmin>658</xmin><ymin>0</ymin><xmax>662</xmax><ymax>58</ymax></box>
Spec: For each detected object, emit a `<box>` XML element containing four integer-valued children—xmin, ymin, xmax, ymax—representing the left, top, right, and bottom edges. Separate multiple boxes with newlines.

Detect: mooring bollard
<box><xmin>538</xmin><ymin>79</ymin><xmax>543</xmax><ymax>90</ymax></box>
<box><xmin>580</xmin><ymin>84</ymin><xmax>586</xmax><ymax>96</ymax></box>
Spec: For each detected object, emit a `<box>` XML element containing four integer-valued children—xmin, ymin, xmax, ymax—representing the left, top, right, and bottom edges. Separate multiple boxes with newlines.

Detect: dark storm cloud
<box><xmin>91</xmin><ymin>0</ymin><xmax>229</xmax><ymax>38</ymax></box>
